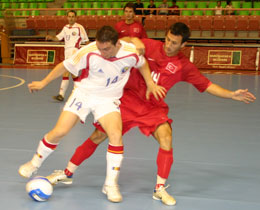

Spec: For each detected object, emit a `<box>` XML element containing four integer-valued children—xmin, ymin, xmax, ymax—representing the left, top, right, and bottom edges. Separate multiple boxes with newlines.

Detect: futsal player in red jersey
<box><xmin>46</xmin><ymin>23</ymin><xmax>256</xmax><ymax>205</ymax></box>
<box><xmin>115</xmin><ymin>2</ymin><xmax>147</xmax><ymax>39</ymax></box>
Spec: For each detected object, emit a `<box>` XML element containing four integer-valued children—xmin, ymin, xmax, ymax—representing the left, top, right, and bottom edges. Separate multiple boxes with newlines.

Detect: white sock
<box><xmin>156</xmin><ymin>175</ymin><xmax>166</xmax><ymax>187</ymax></box>
<box><xmin>31</xmin><ymin>138</ymin><xmax>57</xmax><ymax>168</ymax></box>
<box><xmin>104</xmin><ymin>152</ymin><xmax>123</xmax><ymax>186</ymax></box>
<box><xmin>59</xmin><ymin>79</ymin><xmax>69</xmax><ymax>96</ymax></box>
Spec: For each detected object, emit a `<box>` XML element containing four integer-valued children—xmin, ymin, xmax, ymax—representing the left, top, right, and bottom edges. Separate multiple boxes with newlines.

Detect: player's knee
<box><xmin>90</xmin><ymin>129</ymin><xmax>107</xmax><ymax>144</ymax></box>
<box><xmin>107</xmin><ymin>129</ymin><xmax>122</xmax><ymax>145</ymax></box>
<box><xmin>159</xmin><ymin>135</ymin><xmax>172</xmax><ymax>150</ymax></box>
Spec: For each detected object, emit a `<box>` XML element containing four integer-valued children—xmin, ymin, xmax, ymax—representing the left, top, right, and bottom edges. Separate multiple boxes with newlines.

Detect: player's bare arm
<box><xmin>28</xmin><ymin>62</ymin><xmax>68</xmax><ymax>93</ymax></box>
<box><xmin>206</xmin><ymin>83</ymin><xmax>256</xmax><ymax>104</ymax></box>
<box><xmin>138</xmin><ymin>59</ymin><xmax>166</xmax><ymax>100</ymax></box>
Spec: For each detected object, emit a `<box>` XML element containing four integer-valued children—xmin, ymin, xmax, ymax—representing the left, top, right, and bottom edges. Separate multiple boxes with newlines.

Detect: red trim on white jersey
<box><xmin>77</xmin><ymin>67</ymin><xmax>90</xmax><ymax>82</ymax></box>
<box><xmin>76</xmin><ymin>54</ymin><xmax>90</xmax><ymax>82</ymax></box>
<box><xmin>87</xmin><ymin>52</ymin><xmax>140</xmax><ymax>64</ymax></box>
<box><xmin>75</xmin><ymin>52</ymin><xmax>139</xmax><ymax>82</ymax></box>
<box><xmin>75</xmin><ymin>37</ymin><xmax>81</xmax><ymax>49</ymax></box>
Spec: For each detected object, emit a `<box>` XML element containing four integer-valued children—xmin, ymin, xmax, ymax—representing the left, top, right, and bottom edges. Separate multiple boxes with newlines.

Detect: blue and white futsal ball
<box><xmin>26</xmin><ymin>176</ymin><xmax>53</xmax><ymax>202</ymax></box>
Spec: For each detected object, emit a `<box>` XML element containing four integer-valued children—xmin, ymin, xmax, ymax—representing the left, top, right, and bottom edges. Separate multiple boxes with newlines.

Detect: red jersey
<box><xmin>115</xmin><ymin>20</ymin><xmax>148</xmax><ymax>39</ymax></box>
<box><xmin>124</xmin><ymin>38</ymin><xmax>211</xmax><ymax>104</ymax></box>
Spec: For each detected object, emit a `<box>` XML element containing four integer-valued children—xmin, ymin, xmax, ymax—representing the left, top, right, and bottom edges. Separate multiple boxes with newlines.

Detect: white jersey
<box><xmin>56</xmin><ymin>23</ymin><xmax>89</xmax><ymax>51</ymax></box>
<box><xmin>63</xmin><ymin>40</ymin><xmax>145</xmax><ymax>101</ymax></box>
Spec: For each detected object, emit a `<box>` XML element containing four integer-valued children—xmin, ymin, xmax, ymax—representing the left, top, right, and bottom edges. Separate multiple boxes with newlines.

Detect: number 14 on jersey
<box><xmin>106</xmin><ymin>76</ymin><xmax>118</xmax><ymax>87</ymax></box>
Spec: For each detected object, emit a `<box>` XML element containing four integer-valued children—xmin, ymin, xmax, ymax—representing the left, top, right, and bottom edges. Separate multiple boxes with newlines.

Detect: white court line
<box><xmin>0</xmin><ymin>74</ymin><xmax>25</xmax><ymax>91</ymax></box>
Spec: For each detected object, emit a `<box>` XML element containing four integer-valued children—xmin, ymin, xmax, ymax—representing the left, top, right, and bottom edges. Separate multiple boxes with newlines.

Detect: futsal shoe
<box><xmin>18</xmin><ymin>161</ymin><xmax>38</xmax><ymax>178</ymax></box>
<box><xmin>153</xmin><ymin>185</ymin><xmax>176</xmax><ymax>206</ymax></box>
<box><xmin>52</xmin><ymin>94</ymin><xmax>64</xmax><ymax>102</ymax></box>
<box><xmin>102</xmin><ymin>185</ymin><xmax>122</xmax><ymax>203</ymax></box>
<box><xmin>46</xmin><ymin>170</ymin><xmax>73</xmax><ymax>185</ymax></box>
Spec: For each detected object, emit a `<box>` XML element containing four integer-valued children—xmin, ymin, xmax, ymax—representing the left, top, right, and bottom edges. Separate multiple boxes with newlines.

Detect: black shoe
<box><xmin>53</xmin><ymin>94</ymin><xmax>64</xmax><ymax>102</ymax></box>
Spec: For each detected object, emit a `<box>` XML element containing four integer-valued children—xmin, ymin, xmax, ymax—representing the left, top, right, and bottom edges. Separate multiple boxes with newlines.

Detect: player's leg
<box><xmin>98</xmin><ymin>111</ymin><xmax>124</xmax><ymax>202</ymax></box>
<box><xmin>152</xmin><ymin>122</ymin><xmax>176</xmax><ymax>206</ymax></box>
<box><xmin>68</xmin><ymin>128</ymin><xmax>107</xmax><ymax>172</ymax></box>
<box><xmin>53</xmin><ymin>47</ymin><xmax>78</xmax><ymax>101</ymax></box>
<box><xmin>18</xmin><ymin>111</ymin><xmax>79</xmax><ymax>178</ymax></box>
<box><xmin>53</xmin><ymin>71</ymin><xmax>70</xmax><ymax>101</ymax></box>
<box><xmin>47</xmin><ymin>129</ymin><xmax>108</xmax><ymax>185</ymax></box>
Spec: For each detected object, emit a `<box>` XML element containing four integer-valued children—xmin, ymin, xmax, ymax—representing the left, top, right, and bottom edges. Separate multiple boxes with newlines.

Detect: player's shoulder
<box><xmin>71</xmin><ymin>42</ymin><xmax>97</xmax><ymax>63</ymax></box>
<box><xmin>63</xmin><ymin>24</ymin><xmax>70</xmax><ymax>29</ymax></box>
<box><xmin>178</xmin><ymin>52</ymin><xmax>190</xmax><ymax>62</ymax></box>
<box><xmin>75</xmin><ymin>23</ymin><xmax>84</xmax><ymax>29</ymax></box>
<box><xmin>177</xmin><ymin>52</ymin><xmax>197</xmax><ymax>69</ymax></box>
<box><xmin>133</xmin><ymin>21</ymin><xmax>144</xmax><ymax>27</ymax></box>
<box><xmin>77</xmin><ymin>42</ymin><xmax>98</xmax><ymax>54</ymax></box>
<box><xmin>120</xmin><ymin>40</ymin><xmax>137</xmax><ymax>54</ymax></box>
<box><xmin>142</xmin><ymin>38</ymin><xmax>162</xmax><ymax>48</ymax></box>
<box><xmin>115</xmin><ymin>20</ymin><xmax>125</xmax><ymax>27</ymax></box>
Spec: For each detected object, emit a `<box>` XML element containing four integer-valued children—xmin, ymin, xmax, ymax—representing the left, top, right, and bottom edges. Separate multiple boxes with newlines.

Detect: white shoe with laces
<box><xmin>102</xmin><ymin>185</ymin><xmax>123</xmax><ymax>203</ymax></box>
<box><xmin>18</xmin><ymin>161</ymin><xmax>38</xmax><ymax>178</ymax></box>
<box><xmin>153</xmin><ymin>185</ymin><xmax>176</xmax><ymax>206</ymax></box>
<box><xmin>46</xmin><ymin>170</ymin><xmax>73</xmax><ymax>185</ymax></box>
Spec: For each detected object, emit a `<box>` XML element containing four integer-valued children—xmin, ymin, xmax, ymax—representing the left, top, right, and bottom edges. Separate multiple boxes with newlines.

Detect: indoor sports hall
<box><xmin>1</xmin><ymin>1</ymin><xmax>260</xmax><ymax>209</ymax></box>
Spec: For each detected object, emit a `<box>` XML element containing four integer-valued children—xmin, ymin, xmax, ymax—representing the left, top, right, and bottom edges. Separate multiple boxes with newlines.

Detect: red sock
<box><xmin>156</xmin><ymin>148</ymin><xmax>173</xmax><ymax>179</ymax></box>
<box><xmin>62</xmin><ymin>76</ymin><xmax>69</xmax><ymax>80</ymax></box>
<box><xmin>70</xmin><ymin>138</ymin><xmax>99</xmax><ymax>166</ymax></box>
<box><xmin>42</xmin><ymin>138</ymin><xmax>58</xmax><ymax>150</ymax></box>
<box><xmin>155</xmin><ymin>184</ymin><xmax>165</xmax><ymax>189</ymax></box>
<box><xmin>107</xmin><ymin>144</ymin><xmax>124</xmax><ymax>154</ymax></box>
<box><xmin>64</xmin><ymin>168</ymin><xmax>73</xmax><ymax>177</ymax></box>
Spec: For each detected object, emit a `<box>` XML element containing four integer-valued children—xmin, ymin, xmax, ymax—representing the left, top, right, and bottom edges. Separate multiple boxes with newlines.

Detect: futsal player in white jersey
<box><xmin>19</xmin><ymin>26</ymin><xmax>166</xmax><ymax>202</ymax></box>
<box><xmin>46</xmin><ymin>10</ymin><xmax>89</xmax><ymax>102</ymax></box>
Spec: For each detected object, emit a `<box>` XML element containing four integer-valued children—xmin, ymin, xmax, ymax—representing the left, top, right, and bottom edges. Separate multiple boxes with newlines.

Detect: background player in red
<box><xmin>115</xmin><ymin>2</ymin><xmax>147</xmax><ymax>39</ymax></box>
<box><xmin>47</xmin><ymin>23</ymin><xmax>256</xmax><ymax>206</ymax></box>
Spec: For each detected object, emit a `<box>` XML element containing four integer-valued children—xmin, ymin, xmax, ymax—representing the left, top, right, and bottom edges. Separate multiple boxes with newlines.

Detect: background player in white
<box><xmin>19</xmin><ymin>26</ymin><xmax>166</xmax><ymax>203</ymax></box>
<box><xmin>46</xmin><ymin>10</ymin><xmax>89</xmax><ymax>102</ymax></box>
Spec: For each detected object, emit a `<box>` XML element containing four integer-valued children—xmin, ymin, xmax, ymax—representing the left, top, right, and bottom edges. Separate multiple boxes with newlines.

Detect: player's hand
<box><xmin>232</xmin><ymin>89</ymin><xmax>256</xmax><ymax>104</ymax></box>
<box><xmin>146</xmin><ymin>82</ymin><xmax>166</xmax><ymax>101</ymax></box>
<box><xmin>45</xmin><ymin>35</ymin><xmax>52</xmax><ymax>41</ymax></box>
<box><xmin>131</xmin><ymin>37</ymin><xmax>145</xmax><ymax>56</ymax></box>
<box><xmin>28</xmin><ymin>81</ymin><xmax>45</xmax><ymax>93</ymax></box>
<box><xmin>136</xmin><ymin>43</ymin><xmax>145</xmax><ymax>56</ymax></box>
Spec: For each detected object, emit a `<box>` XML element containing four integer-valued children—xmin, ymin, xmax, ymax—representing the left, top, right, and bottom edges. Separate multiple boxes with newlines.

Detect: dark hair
<box><xmin>123</xmin><ymin>2</ymin><xmax>136</xmax><ymax>13</ymax></box>
<box><xmin>169</xmin><ymin>22</ymin><xmax>190</xmax><ymax>43</ymax></box>
<box><xmin>96</xmin><ymin>26</ymin><xmax>119</xmax><ymax>45</ymax></box>
<box><xmin>67</xmin><ymin>10</ymin><xmax>76</xmax><ymax>16</ymax></box>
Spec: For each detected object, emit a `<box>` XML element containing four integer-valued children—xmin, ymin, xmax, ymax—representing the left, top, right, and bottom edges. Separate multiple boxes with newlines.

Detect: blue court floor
<box><xmin>0</xmin><ymin>68</ymin><xmax>260</xmax><ymax>210</ymax></box>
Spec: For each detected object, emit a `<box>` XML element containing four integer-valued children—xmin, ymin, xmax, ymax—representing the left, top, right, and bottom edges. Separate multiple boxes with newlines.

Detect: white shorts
<box><xmin>63</xmin><ymin>88</ymin><xmax>121</xmax><ymax>123</ymax></box>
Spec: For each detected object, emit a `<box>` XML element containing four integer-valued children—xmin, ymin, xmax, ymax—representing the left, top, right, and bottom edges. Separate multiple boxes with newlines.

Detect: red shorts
<box><xmin>94</xmin><ymin>90</ymin><xmax>173</xmax><ymax>136</ymax></box>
